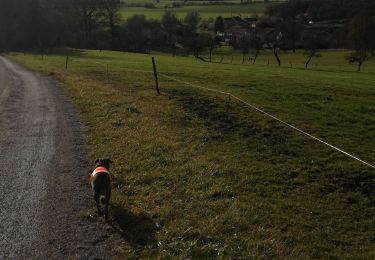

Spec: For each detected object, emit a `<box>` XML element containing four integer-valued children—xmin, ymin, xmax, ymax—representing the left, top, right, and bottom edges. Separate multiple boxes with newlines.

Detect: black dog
<box><xmin>90</xmin><ymin>158</ymin><xmax>112</xmax><ymax>221</ymax></box>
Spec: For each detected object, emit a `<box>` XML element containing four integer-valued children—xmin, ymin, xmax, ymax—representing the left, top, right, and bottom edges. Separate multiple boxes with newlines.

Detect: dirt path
<box><xmin>0</xmin><ymin>57</ymin><xmax>121</xmax><ymax>259</ymax></box>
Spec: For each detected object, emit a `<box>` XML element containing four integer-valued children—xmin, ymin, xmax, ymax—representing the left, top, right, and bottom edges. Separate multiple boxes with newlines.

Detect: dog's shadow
<box><xmin>109</xmin><ymin>205</ymin><xmax>157</xmax><ymax>248</ymax></box>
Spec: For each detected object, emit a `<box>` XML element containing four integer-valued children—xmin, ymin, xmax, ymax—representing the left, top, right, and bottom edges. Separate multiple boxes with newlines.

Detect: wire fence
<box><xmin>48</xmin><ymin>54</ymin><xmax>375</xmax><ymax>170</ymax></box>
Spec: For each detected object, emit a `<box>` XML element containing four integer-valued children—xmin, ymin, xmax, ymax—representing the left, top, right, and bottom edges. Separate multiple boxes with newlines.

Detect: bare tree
<box><xmin>346</xmin><ymin>51</ymin><xmax>371</xmax><ymax>72</ymax></box>
<box><xmin>249</xmin><ymin>33</ymin><xmax>263</xmax><ymax>64</ymax></box>
<box><xmin>303</xmin><ymin>34</ymin><xmax>321</xmax><ymax>68</ymax></box>
<box><xmin>346</xmin><ymin>12</ymin><xmax>375</xmax><ymax>71</ymax></box>
<box><xmin>265</xmin><ymin>30</ymin><xmax>283</xmax><ymax>66</ymax></box>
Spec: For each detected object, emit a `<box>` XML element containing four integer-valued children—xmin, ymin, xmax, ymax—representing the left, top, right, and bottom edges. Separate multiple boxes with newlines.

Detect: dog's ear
<box><xmin>95</xmin><ymin>158</ymin><xmax>100</xmax><ymax>164</ymax></box>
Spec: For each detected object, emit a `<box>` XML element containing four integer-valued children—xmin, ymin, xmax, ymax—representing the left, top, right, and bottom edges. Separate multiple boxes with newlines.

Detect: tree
<box><xmin>122</xmin><ymin>15</ymin><xmax>150</xmax><ymax>52</ymax></box>
<box><xmin>75</xmin><ymin>0</ymin><xmax>104</xmax><ymax>48</ymax></box>
<box><xmin>239</xmin><ymin>35</ymin><xmax>251</xmax><ymax>64</ymax></box>
<box><xmin>303</xmin><ymin>34</ymin><xmax>321</xmax><ymax>68</ymax></box>
<box><xmin>194</xmin><ymin>34</ymin><xmax>209</xmax><ymax>58</ymax></box>
<box><xmin>147</xmin><ymin>19</ymin><xmax>165</xmax><ymax>48</ymax></box>
<box><xmin>265</xmin><ymin>30</ymin><xmax>283</xmax><ymax>66</ymax></box>
<box><xmin>204</xmin><ymin>34</ymin><xmax>220</xmax><ymax>62</ymax></box>
<box><xmin>0</xmin><ymin>0</ymin><xmax>54</xmax><ymax>50</ymax></box>
<box><xmin>184</xmin><ymin>11</ymin><xmax>200</xmax><ymax>34</ymax></box>
<box><xmin>266</xmin><ymin>0</ymin><xmax>305</xmax><ymax>52</ymax></box>
<box><xmin>101</xmin><ymin>0</ymin><xmax>121</xmax><ymax>49</ymax></box>
<box><xmin>249</xmin><ymin>33</ymin><xmax>263</xmax><ymax>64</ymax></box>
<box><xmin>346</xmin><ymin>11</ymin><xmax>375</xmax><ymax>71</ymax></box>
<box><xmin>0</xmin><ymin>0</ymin><xmax>15</xmax><ymax>50</ymax></box>
<box><xmin>214</xmin><ymin>16</ymin><xmax>225</xmax><ymax>34</ymax></box>
<box><xmin>179</xmin><ymin>11</ymin><xmax>201</xmax><ymax>53</ymax></box>
<box><xmin>162</xmin><ymin>10</ymin><xmax>180</xmax><ymax>46</ymax></box>
<box><xmin>346</xmin><ymin>51</ymin><xmax>372</xmax><ymax>72</ymax></box>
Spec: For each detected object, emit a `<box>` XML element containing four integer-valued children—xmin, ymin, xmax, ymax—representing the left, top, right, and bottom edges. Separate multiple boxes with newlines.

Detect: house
<box><xmin>207</xmin><ymin>16</ymin><xmax>258</xmax><ymax>33</ymax></box>
<box><xmin>206</xmin><ymin>16</ymin><xmax>259</xmax><ymax>42</ymax></box>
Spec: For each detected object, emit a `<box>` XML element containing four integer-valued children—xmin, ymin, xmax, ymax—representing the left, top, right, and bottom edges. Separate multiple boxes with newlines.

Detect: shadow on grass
<box><xmin>165</xmin><ymin>88</ymin><xmax>295</xmax><ymax>155</ymax></box>
<box><xmin>28</xmin><ymin>47</ymin><xmax>83</xmax><ymax>56</ymax></box>
<box><xmin>110</xmin><ymin>205</ymin><xmax>157</xmax><ymax>249</ymax></box>
<box><xmin>30</xmin><ymin>47</ymin><xmax>109</xmax><ymax>60</ymax></box>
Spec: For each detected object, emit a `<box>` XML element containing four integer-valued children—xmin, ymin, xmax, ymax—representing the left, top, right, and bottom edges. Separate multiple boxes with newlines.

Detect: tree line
<box><xmin>264</xmin><ymin>0</ymin><xmax>375</xmax><ymax>70</ymax></box>
<box><xmin>0</xmin><ymin>0</ymin><xmax>208</xmax><ymax>54</ymax></box>
<box><xmin>0</xmin><ymin>0</ymin><xmax>374</xmax><ymax>70</ymax></box>
<box><xmin>0</xmin><ymin>0</ymin><xmax>123</xmax><ymax>51</ymax></box>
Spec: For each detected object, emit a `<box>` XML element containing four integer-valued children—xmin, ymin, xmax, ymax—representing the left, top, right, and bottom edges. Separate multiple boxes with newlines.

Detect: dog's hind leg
<box><xmin>104</xmin><ymin>188</ymin><xmax>111</xmax><ymax>221</ymax></box>
<box><xmin>94</xmin><ymin>192</ymin><xmax>102</xmax><ymax>215</ymax></box>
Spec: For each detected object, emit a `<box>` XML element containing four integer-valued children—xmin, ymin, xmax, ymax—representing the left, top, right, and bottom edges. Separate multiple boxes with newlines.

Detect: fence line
<box><xmin>159</xmin><ymin>73</ymin><xmax>230</xmax><ymax>96</ymax></box>
<box><xmin>230</xmin><ymin>95</ymin><xmax>375</xmax><ymax>170</ymax></box>
<box><xmin>158</xmin><ymin>72</ymin><xmax>375</xmax><ymax>170</ymax></box>
<box><xmin>67</xmin><ymin>58</ymin><xmax>375</xmax><ymax>169</ymax></box>
<box><xmin>90</xmin><ymin>60</ymin><xmax>154</xmax><ymax>74</ymax></box>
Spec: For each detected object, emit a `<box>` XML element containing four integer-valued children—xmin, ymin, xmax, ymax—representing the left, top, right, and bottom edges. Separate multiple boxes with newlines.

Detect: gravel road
<box><xmin>0</xmin><ymin>57</ymin><xmax>120</xmax><ymax>259</ymax></box>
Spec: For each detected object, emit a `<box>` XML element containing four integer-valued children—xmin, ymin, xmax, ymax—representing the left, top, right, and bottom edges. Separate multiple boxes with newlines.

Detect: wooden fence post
<box><xmin>152</xmin><ymin>57</ymin><xmax>160</xmax><ymax>95</ymax></box>
<box><xmin>226</xmin><ymin>93</ymin><xmax>231</xmax><ymax>120</ymax></box>
<box><xmin>65</xmin><ymin>55</ymin><xmax>69</xmax><ymax>70</ymax></box>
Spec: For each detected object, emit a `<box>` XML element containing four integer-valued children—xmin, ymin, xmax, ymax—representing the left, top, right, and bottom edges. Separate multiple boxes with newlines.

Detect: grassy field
<box><xmin>124</xmin><ymin>0</ymin><xmax>280</xmax><ymax>6</ymax></box>
<box><xmin>120</xmin><ymin>2</ymin><xmax>271</xmax><ymax>20</ymax></box>
<box><xmin>204</xmin><ymin>47</ymin><xmax>375</xmax><ymax>73</ymax></box>
<box><xmin>8</xmin><ymin>49</ymin><xmax>375</xmax><ymax>258</ymax></box>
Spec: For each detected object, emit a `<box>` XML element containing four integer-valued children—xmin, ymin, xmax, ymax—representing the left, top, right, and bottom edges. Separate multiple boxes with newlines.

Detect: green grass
<box><xmin>208</xmin><ymin>47</ymin><xmax>375</xmax><ymax>73</ymax></box>
<box><xmin>8</xmin><ymin>48</ymin><xmax>375</xmax><ymax>258</ymax></box>
<box><xmin>120</xmin><ymin>2</ymin><xmax>270</xmax><ymax>20</ymax></box>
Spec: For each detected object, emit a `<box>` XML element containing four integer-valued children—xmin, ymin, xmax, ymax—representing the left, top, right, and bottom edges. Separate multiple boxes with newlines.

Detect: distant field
<box><xmin>123</xmin><ymin>0</ymin><xmax>281</xmax><ymax>8</ymax></box>
<box><xmin>9</xmin><ymin>49</ymin><xmax>375</xmax><ymax>258</ymax></box>
<box><xmin>120</xmin><ymin>2</ymin><xmax>271</xmax><ymax>20</ymax></box>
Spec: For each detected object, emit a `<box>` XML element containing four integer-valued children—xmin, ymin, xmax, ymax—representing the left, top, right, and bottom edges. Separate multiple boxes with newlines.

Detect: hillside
<box><xmin>8</xmin><ymin>49</ymin><xmax>375</xmax><ymax>258</ymax></box>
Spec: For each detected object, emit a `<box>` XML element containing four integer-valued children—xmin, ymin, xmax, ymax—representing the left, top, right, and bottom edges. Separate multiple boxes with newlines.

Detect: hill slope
<box><xmin>8</xmin><ymin>49</ymin><xmax>375</xmax><ymax>258</ymax></box>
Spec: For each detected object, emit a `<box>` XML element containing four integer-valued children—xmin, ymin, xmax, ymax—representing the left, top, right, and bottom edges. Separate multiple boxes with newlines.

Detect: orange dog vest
<box><xmin>89</xmin><ymin>166</ymin><xmax>110</xmax><ymax>183</ymax></box>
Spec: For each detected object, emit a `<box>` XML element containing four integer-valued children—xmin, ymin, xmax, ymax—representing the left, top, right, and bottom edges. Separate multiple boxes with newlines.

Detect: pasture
<box><xmin>120</xmin><ymin>2</ymin><xmax>271</xmax><ymax>20</ymax></box>
<box><xmin>9</xmin><ymin>49</ymin><xmax>375</xmax><ymax>258</ymax></box>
